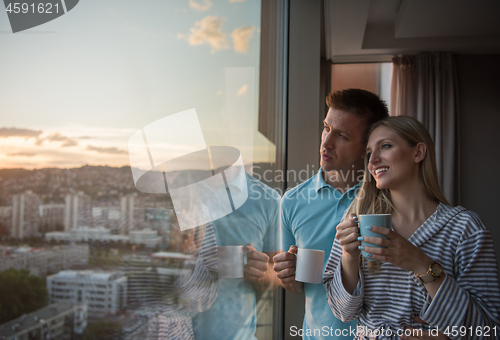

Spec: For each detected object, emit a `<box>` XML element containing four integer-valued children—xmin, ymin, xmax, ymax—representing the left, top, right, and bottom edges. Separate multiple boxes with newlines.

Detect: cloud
<box><xmin>189</xmin><ymin>0</ymin><xmax>212</xmax><ymax>11</ymax></box>
<box><xmin>229</xmin><ymin>0</ymin><xmax>246</xmax><ymax>2</ymax></box>
<box><xmin>0</xmin><ymin>127</ymin><xmax>42</xmax><ymax>140</ymax></box>
<box><xmin>0</xmin><ymin>146</ymin><xmax>130</xmax><ymax>169</ymax></box>
<box><xmin>0</xmin><ymin>128</ymin><xmax>78</xmax><ymax>147</ymax></box>
<box><xmin>178</xmin><ymin>16</ymin><xmax>229</xmax><ymax>53</ymax></box>
<box><xmin>237</xmin><ymin>84</ymin><xmax>248</xmax><ymax>96</ymax></box>
<box><xmin>231</xmin><ymin>26</ymin><xmax>255</xmax><ymax>53</ymax></box>
<box><xmin>6</xmin><ymin>152</ymin><xmax>37</xmax><ymax>157</ymax></box>
<box><xmin>86</xmin><ymin>145</ymin><xmax>127</xmax><ymax>155</ymax></box>
<box><xmin>36</xmin><ymin>132</ymin><xmax>78</xmax><ymax>147</ymax></box>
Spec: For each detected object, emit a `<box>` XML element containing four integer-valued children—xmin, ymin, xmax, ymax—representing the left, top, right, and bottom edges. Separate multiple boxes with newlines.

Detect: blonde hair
<box><xmin>346</xmin><ymin>116</ymin><xmax>449</xmax><ymax>271</ymax></box>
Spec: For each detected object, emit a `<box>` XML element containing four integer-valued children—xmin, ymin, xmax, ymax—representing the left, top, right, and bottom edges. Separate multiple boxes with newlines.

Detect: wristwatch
<box><xmin>414</xmin><ymin>260</ymin><xmax>443</xmax><ymax>284</ymax></box>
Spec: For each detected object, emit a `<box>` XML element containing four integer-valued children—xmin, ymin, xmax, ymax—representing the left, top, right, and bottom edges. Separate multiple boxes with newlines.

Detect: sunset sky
<box><xmin>0</xmin><ymin>0</ymin><xmax>273</xmax><ymax>170</ymax></box>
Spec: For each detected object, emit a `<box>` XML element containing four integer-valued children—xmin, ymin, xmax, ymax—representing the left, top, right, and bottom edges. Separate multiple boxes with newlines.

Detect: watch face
<box><xmin>431</xmin><ymin>263</ymin><xmax>443</xmax><ymax>278</ymax></box>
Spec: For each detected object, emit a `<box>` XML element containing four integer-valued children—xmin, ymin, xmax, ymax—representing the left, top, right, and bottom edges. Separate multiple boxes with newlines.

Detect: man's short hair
<box><xmin>325</xmin><ymin>89</ymin><xmax>389</xmax><ymax>128</ymax></box>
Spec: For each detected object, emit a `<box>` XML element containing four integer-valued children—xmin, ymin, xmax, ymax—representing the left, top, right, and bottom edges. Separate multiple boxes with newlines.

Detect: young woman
<box><xmin>323</xmin><ymin>116</ymin><xmax>500</xmax><ymax>340</ymax></box>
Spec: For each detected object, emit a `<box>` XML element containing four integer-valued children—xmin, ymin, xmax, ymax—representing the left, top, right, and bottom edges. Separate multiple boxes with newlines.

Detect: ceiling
<box><xmin>325</xmin><ymin>0</ymin><xmax>500</xmax><ymax>63</ymax></box>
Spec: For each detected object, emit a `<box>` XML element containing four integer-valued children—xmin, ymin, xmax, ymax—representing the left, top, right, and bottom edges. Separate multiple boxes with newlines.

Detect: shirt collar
<box><xmin>315</xmin><ymin>168</ymin><xmax>330</xmax><ymax>192</ymax></box>
<box><xmin>315</xmin><ymin>168</ymin><xmax>361</xmax><ymax>194</ymax></box>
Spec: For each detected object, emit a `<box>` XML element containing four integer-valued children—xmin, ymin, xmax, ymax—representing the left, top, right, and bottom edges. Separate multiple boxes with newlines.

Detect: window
<box><xmin>1</xmin><ymin>0</ymin><xmax>286</xmax><ymax>338</ymax></box>
<box><xmin>331</xmin><ymin>63</ymin><xmax>393</xmax><ymax>113</ymax></box>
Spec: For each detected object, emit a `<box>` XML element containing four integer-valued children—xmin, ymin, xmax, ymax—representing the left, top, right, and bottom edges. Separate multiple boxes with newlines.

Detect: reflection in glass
<box><xmin>0</xmin><ymin>0</ymin><xmax>285</xmax><ymax>338</ymax></box>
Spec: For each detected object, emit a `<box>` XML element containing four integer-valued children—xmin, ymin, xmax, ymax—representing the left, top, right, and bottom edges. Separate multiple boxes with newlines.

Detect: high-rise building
<box><xmin>40</xmin><ymin>204</ymin><xmax>65</xmax><ymax>233</ymax></box>
<box><xmin>92</xmin><ymin>205</ymin><xmax>121</xmax><ymax>231</ymax></box>
<box><xmin>0</xmin><ymin>206</ymin><xmax>12</xmax><ymax>236</ymax></box>
<box><xmin>11</xmin><ymin>190</ymin><xmax>40</xmax><ymax>239</ymax></box>
<box><xmin>47</xmin><ymin>270</ymin><xmax>127</xmax><ymax>319</ymax></box>
<box><xmin>120</xmin><ymin>194</ymin><xmax>136</xmax><ymax>235</ymax></box>
<box><xmin>64</xmin><ymin>192</ymin><xmax>92</xmax><ymax>231</ymax></box>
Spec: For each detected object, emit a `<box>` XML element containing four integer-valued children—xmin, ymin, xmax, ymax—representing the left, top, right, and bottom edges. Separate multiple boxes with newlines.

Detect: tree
<box><xmin>0</xmin><ymin>268</ymin><xmax>49</xmax><ymax>324</ymax></box>
<box><xmin>83</xmin><ymin>320</ymin><xmax>122</xmax><ymax>340</ymax></box>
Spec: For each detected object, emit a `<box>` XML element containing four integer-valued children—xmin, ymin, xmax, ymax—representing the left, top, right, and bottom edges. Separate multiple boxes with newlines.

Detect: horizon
<box><xmin>0</xmin><ymin>164</ymin><xmax>132</xmax><ymax>171</ymax></box>
<box><xmin>0</xmin><ymin>161</ymin><xmax>271</xmax><ymax>171</ymax></box>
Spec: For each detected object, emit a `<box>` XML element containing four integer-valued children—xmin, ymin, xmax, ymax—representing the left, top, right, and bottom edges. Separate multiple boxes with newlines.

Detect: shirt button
<box><xmin>340</xmin><ymin>200</ymin><xmax>344</xmax><ymax>204</ymax></box>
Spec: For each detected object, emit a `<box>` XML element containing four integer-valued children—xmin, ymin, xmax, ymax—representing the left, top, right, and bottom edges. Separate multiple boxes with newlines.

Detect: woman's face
<box><xmin>366</xmin><ymin>125</ymin><xmax>420</xmax><ymax>191</ymax></box>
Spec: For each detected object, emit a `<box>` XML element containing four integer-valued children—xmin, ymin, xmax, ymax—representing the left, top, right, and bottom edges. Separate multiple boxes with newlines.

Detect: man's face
<box><xmin>320</xmin><ymin>108</ymin><xmax>367</xmax><ymax>173</ymax></box>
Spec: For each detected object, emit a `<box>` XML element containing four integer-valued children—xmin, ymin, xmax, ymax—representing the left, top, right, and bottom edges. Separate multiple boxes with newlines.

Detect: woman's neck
<box><xmin>390</xmin><ymin>182</ymin><xmax>438</xmax><ymax>238</ymax></box>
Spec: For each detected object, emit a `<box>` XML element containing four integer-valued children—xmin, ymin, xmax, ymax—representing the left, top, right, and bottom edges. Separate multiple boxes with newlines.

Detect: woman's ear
<box><xmin>414</xmin><ymin>142</ymin><xmax>427</xmax><ymax>163</ymax></box>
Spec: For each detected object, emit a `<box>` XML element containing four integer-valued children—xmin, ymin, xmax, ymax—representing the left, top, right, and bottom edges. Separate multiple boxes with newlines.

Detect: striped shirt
<box><xmin>124</xmin><ymin>221</ymin><xmax>219</xmax><ymax>340</ymax></box>
<box><xmin>323</xmin><ymin>203</ymin><xmax>500</xmax><ymax>340</ymax></box>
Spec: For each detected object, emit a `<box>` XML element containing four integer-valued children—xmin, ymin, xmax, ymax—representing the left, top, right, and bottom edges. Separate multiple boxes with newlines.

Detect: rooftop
<box><xmin>49</xmin><ymin>270</ymin><xmax>124</xmax><ymax>282</ymax></box>
<box><xmin>0</xmin><ymin>302</ymin><xmax>83</xmax><ymax>338</ymax></box>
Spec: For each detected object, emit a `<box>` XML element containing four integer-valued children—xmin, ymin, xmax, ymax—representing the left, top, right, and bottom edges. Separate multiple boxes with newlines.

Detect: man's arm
<box><xmin>244</xmin><ymin>244</ymin><xmax>280</xmax><ymax>291</ymax></box>
<box><xmin>273</xmin><ymin>246</ymin><xmax>304</xmax><ymax>294</ymax></box>
<box><xmin>275</xmin><ymin>193</ymin><xmax>304</xmax><ymax>293</ymax></box>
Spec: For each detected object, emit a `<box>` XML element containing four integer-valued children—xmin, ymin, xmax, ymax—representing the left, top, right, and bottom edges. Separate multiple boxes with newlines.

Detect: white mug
<box><xmin>294</xmin><ymin>248</ymin><xmax>325</xmax><ymax>284</ymax></box>
<box><xmin>217</xmin><ymin>246</ymin><xmax>247</xmax><ymax>279</ymax></box>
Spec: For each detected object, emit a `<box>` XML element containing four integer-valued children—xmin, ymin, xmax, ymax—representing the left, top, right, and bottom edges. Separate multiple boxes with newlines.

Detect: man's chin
<box><xmin>320</xmin><ymin>160</ymin><xmax>334</xmax><ymax>172</ymax></box>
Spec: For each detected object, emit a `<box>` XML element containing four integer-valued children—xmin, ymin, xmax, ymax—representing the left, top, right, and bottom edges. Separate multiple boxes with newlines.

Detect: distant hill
<box><xmin>0</xmin><ymin>166</ymin><xmax>137</xmax><ymax>205</ymax></box>
<box><xmin>0</xmin><ymin>163</ymin><xmax>278</xmax><ymax>206</ymax></box>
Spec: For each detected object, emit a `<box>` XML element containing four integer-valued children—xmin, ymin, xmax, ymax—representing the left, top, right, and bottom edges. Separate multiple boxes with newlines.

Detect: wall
<box><xmin>285</xmin><ymin>0</ymin><xmax>322</xmax><ymax>338</ymax></box>
<box><xmin>456</xmin><ymin>54</ymin><xmax>500</xmax><ymax>269</ymax></box>
<box><xmin>287</xmin><ymin>0</ymin><xmax>322</xmax><ymax>188</ymax></box>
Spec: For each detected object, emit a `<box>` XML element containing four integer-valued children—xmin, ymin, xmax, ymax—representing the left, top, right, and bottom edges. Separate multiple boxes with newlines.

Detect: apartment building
<box><xmin>0</xmin><ymin>302</ymin><xmax>87</xmax><ymax>340</ymax></box>
<box><xmin>0</xmin><ymin>245</ymin><xmax>89</xmax><ymax>277</ymax></box>
<box><xmin>64</xmin><ymin>192</ymin><xmax>92</xmax><ymax>232</ymax></box>
<box><xmin>11</xmin><ymin>191</ymin><xmax>40</xmax><ymax>239</ymax></box>
<box><xmin>47</xmin><ymin>270</ymin><xmax>127</xmax><ymax>319</ymax></box>
<box><xmin>39</xmin><ymin>204</ymin><xmax>65</xmax><ymax>233</ymax></box>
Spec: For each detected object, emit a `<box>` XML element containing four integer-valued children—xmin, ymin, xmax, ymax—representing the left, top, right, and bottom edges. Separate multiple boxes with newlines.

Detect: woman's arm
<box><xmin>337</xmin><ymin>215</ymin><xmax>362</xmax><ymax>293</ymax></box>
<box><xmin>323</xmin><ymin>215</ymin><xmax>364</xmax><ymax>322</ymax></box>
<box><xmin>421</xmin><ymin>227</ymin><xmax>500</xmax><ymax>340</ymax></box>
<box><xmin>360</xmin><ymin>225</ymin><xmax>444</xmax><ymax>298</ymax></box>
<box><xmin>361</xmin><ymin>212</ymin><xmax>500</xmax><ymax>340</ymax></box>
<box><xmin>174</xmin><ymin>221</ymin><xmax>220</xmax><ymax>313</ymax></box>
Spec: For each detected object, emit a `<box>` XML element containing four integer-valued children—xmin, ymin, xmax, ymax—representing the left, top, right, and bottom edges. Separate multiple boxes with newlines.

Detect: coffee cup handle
<box><xmin>242</xmin><ymin>248</ymin><xmax>248</xmax><ymax>265</ymax></box>
<box><xmin>292</xmin><ymin>252</ymin><xmax>297</xmax><ymax>274</ymax></box>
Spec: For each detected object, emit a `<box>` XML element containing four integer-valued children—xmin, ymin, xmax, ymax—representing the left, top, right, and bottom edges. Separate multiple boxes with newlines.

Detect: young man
<box><xmin>274</xmin><ymin>89</ymin><xmax>389</xmax><ymax>339</ymax></box>
<box><xmin>192</xmin><ymin>172</ymin><xmax>280</xmax><ymax>339</ymax></box>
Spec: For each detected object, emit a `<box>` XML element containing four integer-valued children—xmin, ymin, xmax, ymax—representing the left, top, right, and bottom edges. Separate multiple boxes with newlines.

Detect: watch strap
<box><xmin>415</xmin><ymin>261</ymin><xmax>442</xmax><ymax>284</ymax></box>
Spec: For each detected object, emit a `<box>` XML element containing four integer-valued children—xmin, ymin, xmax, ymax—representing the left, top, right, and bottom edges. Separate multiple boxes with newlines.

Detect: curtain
<box><xmin>391</xmin><ymin>52</ymin><xmax>459</xmax><ymax>205</ymax></box>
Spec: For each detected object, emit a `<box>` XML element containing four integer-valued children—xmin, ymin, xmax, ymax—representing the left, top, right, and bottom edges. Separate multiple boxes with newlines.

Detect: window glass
<box><xmin>331</xmin><ymin>63</ymin><xmax>393</xmax><ymax>113</ymax></box>
<box><xmin>0</xmin><ymin>1</ymin><xmax>283</xmax><ymax>339</ymax></box>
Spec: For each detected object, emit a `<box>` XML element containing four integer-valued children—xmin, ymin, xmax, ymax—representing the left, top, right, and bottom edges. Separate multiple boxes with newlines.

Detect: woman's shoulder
<box><xmin>437</xmin><ymin>203</ymin><xmax>489</xmax><ymax>239</ymax></box>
